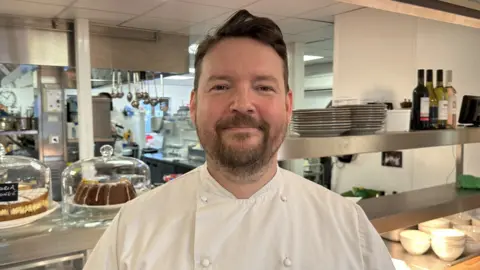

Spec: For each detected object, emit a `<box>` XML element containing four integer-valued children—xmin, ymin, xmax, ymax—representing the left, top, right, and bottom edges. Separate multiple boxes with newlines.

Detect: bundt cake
<box><xmin>73</xmin><ymin>179</ymin><xmax>137</xmax><ymax>206</ymax></box>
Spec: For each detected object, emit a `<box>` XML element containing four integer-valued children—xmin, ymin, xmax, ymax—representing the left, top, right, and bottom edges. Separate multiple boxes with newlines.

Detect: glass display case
<box><xmin>62</xmin><ymin>145</ymin><xmax>151</xmax><ymax>221</ymax></box>
<box><xmin>0</xmin><ymin>144</ymin><xmax>52</xmax><ymax>229</ymax></box>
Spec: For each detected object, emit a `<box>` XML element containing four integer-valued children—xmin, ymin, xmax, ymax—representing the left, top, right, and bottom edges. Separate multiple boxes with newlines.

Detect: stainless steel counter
<box><xmin>0</xmin><ymin>209</ymin><xmax>108</xmax><ymax>268</ymax></box>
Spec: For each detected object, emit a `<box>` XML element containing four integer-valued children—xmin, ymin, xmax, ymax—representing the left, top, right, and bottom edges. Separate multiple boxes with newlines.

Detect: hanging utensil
<box><xmin>143</xmin><ymin>72</ymin><xmax>151</xmax><ymax>105</ymax></box>
<box><xmin>126</xmin><ymin>71</ymin><xmax>133</xmax><ymax>102</ymax></box>
<box><xmin>111</xmin><ymin>70</ymin><xmax>117</xmax><ymax>98</ymax></box>
<box><xmin>135</xmin><ymin>73</ymin><xmax>143</xmax><ymax>100</ymax></box>
<box><xmin>117</xmin><ymin>71</ymin><xmax>124</xmax><ymax>98</ymax></box>
<box><xmin>142</xmin><ymin>72</ymin><xmax>149</xmax><ymax>99</ymax></box>
<box><xmin>131</xmin><ymin>72</ymin><xmax>140</xmax><ymax>108</ymax></box>
<box><xmin>150</xmin><ymin>72</ymin><xmax>159</xmax><ymax>107</ymax></box>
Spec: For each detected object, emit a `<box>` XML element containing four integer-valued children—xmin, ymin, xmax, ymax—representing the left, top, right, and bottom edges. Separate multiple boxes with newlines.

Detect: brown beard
<box><xmin>196</xmin><ymin>112</ymin><xmax>281</xmax><ymax>178</ymax></box>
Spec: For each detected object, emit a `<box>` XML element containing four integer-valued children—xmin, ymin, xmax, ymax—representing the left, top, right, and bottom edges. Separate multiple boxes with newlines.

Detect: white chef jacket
<box><xmin>84</xmin><ymin>165</ymin><xmax>395</xmax><ymax>270</ymax></box>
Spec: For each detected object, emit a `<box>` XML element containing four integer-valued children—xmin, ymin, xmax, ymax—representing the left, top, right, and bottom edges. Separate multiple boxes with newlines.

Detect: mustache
<box><xmin>215</xmin><ymin>114</ymin><xmax>267</xmax><ymax>131</ymax></box>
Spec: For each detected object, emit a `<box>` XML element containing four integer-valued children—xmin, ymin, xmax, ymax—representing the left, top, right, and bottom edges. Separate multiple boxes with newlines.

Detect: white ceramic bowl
<box><xmin>447</xmin><ymin>213</ymin><xmax>472</xmax><ymax>226</ymax></box>
<box><xmin>465</xmin><ymin>242</ymin><xmax>480</xmax><ymax>254</ymax></box>
<box><xmin>432</xmin><ymin>241</ymin><xmax>465</xmax><ymax>261</ymax></box>
<box><xmin>400</xmin><ymin>230</ymin><xmax>431</xmax><ymax>255</ymax></box>
<box><xmin>431</xmin><ymin>238</ymin><xmax>465</xmax><ymax>247</ymax></box>
<box><xmin>431</xmin><ymin>229</ymin><xmax>465</xmax><ymax>241</ymax></box>
<box><xmin>453</xmin><ymin>225</ymin><xmax>480</xmax><ymax>241</ymax></box>
<box><xmin>420</xmin><ymin>218</ymin><xmax>451</xmax><ymax>228</ymax></box>
<box><xmin>472</xmin><ymin>216</ymin><xmax>480</xmax><ymax>227</ymax></box>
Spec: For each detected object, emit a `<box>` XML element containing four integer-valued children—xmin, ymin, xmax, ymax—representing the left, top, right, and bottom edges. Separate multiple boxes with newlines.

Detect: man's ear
<box><xmin>189</xmin><ymin>90</ymin><xmax>197</xmax><ymax>125</ymax></box>
<box><xmin>286</xmin><ymin>89</ymin><xmax>293</xmax><ymax>123</ymax></box>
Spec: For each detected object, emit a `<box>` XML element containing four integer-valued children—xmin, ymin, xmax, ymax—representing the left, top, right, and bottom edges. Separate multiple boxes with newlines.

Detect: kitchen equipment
<box><xmin>431</xmin><ymin>229</ymin><xmax>466</xmax><ymax>261</ymax></box>
<box><xmin>347</xmin><ymin>103</ymin><xmax>387</xmax><ymax>134</ymax></box>
<box><xmin>142</xmin><ymin>77</ymin><xmax>149</xmax><ymax>100</ymax></box>
<box><xmin>399</xmin><ymin>230</ymin><xmax>431</xmax><ymax>255</ymax></box>
<box><xmin>0</xmin><ymin>117</ymin><xmax>16</xmax><ymax>131</ymax></box>
<box><xmin>143</xmin><ymin>74</ymin><xmax>151</xmax><ymax>105</ymax></box>
<box><xmin>149</xmin><ymin>72</ymin><xmax>159</xmax><ymax>107</ymax></box>
<box><xmin>419</xmin><ymin>218</ymin><xmax>451</xmax><ymax>234</ymax></box>
<box><xmin>111</xmin><ymin>70</ymin><xmax>118</xmax><ymax>99</ymax></box>
<box><xmin>447</xmin><ymin>212</ymin><xmax>472</xmax><ymax>226</ymax></box>
<box><xmin>134</xmin><ymin>73</ymin><xmax>143</xmax><ymax>100</ymax></box>
<box><xmin>117</xmin><ymin>71</ymin><xmax>124</xmax><ymax>99</ymax></box>
<box><xmin>291</xmin><ymin>107</ymin><xmax>351</xmax><ymax>137</ymax></box>
<box><xmin>62</xmin><ymin>145</ymin><xmax>151</xmax><ymax>221</ymax></box>
<box><xmin>0</xmin><ymin>143</ymin><xmax>52</xmax><ymax>228</ymax></box>
<box><xmin>453</xmin><ymin>224</ymin><xmax>480</xmax><ymax>254</ymax></box>
<box><xmin>386</xmin><ymin>109</ymin><xmax>411</xmax><ymax>132</ymax></box>
<box><xmin>151</xmin><ymin>116</ymin><xmax>163</xmax><ymax>132</ymax></box>
<box><xmin>127</xmin><ymin>71</ymin><xmax>133</xmax><ymax>102</ymax></box>
<box><xmin>15</xmin><ymin>117</ymin><xmax>31</xmax><ymax>130</ymax></box>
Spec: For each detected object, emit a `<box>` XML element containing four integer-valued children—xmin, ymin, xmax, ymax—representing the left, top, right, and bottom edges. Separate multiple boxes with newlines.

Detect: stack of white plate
<box><xmin>291</xmin><ymin>107</ymin><xmax>351</xmax><ymax>137</ymax></box>
<box><xmin>453</xmin><ymin>224</ymin><xmax>480</xmax><ymax>254</ymax></box>
<box><xmin>431</xmin><ymin>229</ymin><xmax>465</xmax><ymax>261</ymax></box>
<box><xmin>348</xmin><ymin>104</ymin><xmax>387</xmax><ymax>134</ymax></box>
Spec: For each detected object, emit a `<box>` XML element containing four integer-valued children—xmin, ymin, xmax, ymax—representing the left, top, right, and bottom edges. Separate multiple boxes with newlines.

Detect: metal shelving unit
<box><xmin>279</xmin><ymin>128</ymin><xmax>480</xmax><ymax>234</ymax></box>
<box><xmin>0</xmin><ymin>130</ymin><xmax>38</xmax><ymax>136</ymax></box>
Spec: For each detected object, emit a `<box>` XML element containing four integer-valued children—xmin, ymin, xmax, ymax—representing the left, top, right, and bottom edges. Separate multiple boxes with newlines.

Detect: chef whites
<box><xmin>84</xmin><ymin>165</ymin><xmax>395</xmax><ymax>270</ymax></box>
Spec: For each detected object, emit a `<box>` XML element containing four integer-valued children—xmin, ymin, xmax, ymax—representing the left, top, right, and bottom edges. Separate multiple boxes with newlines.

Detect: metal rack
<box><xmin>278</xmin><ymin>128</ymin><xmax>480</xmax><ymax>234</ymax></box>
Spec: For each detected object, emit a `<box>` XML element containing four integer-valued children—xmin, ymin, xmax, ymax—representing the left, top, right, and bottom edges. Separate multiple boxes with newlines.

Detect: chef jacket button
<box><xmin>201</xmin><ymin>258</ymin><xmax>211</xmax><ymax>267</ymax></box>
<box><xmin>283</xmin><ymin>257</ymin><xmax>292</xmax><ymax>267</ymax></box>
<box><xmin>200</xmin><ymin>196</ymin><xmax>208</xmax><ymax>203</ymax></box>
<box><xmin>280</xmin><ymin>195</ymin><xmax>287</xmax><ymax>202</ymax></box>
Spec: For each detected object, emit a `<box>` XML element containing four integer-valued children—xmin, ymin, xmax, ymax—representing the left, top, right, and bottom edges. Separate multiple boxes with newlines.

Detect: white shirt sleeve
<box><xmin>83</xmin><ymin>211</ymin><xmax>122</xmax><ymax>270</ymax></box>
<box><xmin>355</xmin><ymin>204</ymin><xmax>395</xmax><ymax>270</ymax></box>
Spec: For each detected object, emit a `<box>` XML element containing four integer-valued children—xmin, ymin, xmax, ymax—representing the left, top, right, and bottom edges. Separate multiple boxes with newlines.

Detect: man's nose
<box><xmin>229</xmin><ymin>86</ymin><xmax>255</xmax><ymax>114</ymax></box>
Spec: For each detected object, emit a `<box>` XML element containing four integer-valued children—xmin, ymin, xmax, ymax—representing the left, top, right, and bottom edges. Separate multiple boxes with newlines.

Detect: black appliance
<box><xmin>459</xmin><ymin>95</ymin><xmax>480</xmax><ymax>126</ymax></box>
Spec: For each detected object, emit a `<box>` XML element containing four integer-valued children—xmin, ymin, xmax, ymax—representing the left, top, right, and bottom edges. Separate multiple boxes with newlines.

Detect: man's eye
<box><xmin>211</xmin><ymin>85</ymin><xmax>229</xmax><ymax>91</ymax></box>
<box><xmin>256</xmin><ymin>86</ymin><xmax>274</xmax><ymax>92</ymax></box>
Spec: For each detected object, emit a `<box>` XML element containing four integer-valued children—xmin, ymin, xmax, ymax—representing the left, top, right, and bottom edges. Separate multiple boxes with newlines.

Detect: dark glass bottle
<box><xmin>426</xmin><ymin>70</ymin><xmax>438</xmax><ymax>129</ymax></box>
<box><xmin>411</xmin><ymin>69</ymin><xmax>430</xmax><ymax>130</ymax></box>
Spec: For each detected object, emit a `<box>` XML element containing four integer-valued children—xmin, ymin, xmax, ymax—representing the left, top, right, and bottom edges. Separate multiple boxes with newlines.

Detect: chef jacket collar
<box><xmin>199</xmin><ymin>163</ymin><xmax>283</xmax><ymax>200</ymax></box>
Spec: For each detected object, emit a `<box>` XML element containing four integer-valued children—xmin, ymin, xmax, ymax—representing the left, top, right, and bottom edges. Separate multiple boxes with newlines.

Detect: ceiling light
<box><xmin>166</xmin><ymin>75</ymin><xmax>194</xmax><ymax>80</ymax></box>
<box><xmin>188</xmin><ymin>44</ymin><xmax>199</xmax><ymax>54</ymax></box>
<box><xmin>303</xmin><ymin>55</ymin><xmax>324</xmax><ymax>62</ymax></box>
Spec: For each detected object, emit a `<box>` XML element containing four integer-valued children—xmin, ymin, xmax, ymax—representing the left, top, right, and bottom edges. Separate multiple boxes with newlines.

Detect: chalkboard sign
<box><xmin>0</xmin><ymin>183</ymin><xmax>18</xmax><ymax>202</ymax></box>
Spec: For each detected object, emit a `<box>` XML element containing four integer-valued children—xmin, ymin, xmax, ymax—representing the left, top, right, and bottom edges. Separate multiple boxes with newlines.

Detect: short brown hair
<box><xmin>193</xmin><ymin>9</ymin><xmax>289</xmax><ymax>91</ymax></box>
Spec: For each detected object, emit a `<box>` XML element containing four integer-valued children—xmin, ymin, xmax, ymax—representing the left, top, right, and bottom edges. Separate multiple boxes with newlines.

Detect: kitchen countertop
<box><xmin>0</xmin><ymin>209</ymin><xmax>108</xmax><ymax>267</ymax></box>
<box><xmin>142</xmin><ymin>152</ymin><xmax>204</xmax><ymax>169</ymax></box>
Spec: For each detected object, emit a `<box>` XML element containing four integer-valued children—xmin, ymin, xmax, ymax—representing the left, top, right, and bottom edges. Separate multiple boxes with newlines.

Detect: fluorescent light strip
<box><xmin>304</xmin><ymin>55</ymin><xmax>324</xmax><ymax>61</ymax></box>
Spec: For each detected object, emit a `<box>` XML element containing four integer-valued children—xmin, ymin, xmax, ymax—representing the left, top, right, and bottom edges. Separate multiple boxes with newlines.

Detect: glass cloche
<box><xmin>0</xmin><ymin>144</ymin><xmax>52</xmax><ymax>227</ymax></box>
<box><xmin>62</xmin><ymin>145</ymin><xmax>151</xmax><ymax>221</ymax></box>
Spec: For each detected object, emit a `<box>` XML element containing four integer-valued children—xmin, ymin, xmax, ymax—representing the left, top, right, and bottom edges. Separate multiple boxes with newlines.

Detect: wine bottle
<box><xmin>435</xmin><ymin>70</ymin><xmax>447</xmax><ymax>129</ymax></box>
<box><xmin>426</xmin><ymin>70</ymin><xmax>437</xmax><ymax>129</ymax></box>
<box><xmin>446</xmin><ymin>70</ymin><xmax>457</xmax><ymax>128</ymax></box>
<box><xmin>411</xmin><ymin>69</ymin><xmax>430</xmax><ymax>130</ymax></box>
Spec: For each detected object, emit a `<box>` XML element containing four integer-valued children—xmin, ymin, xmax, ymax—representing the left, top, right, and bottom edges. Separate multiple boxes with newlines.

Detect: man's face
<box><xmin>190</xmin><ymin>38</ymin><xmax>292</xmax><ymax>174</ymax></box>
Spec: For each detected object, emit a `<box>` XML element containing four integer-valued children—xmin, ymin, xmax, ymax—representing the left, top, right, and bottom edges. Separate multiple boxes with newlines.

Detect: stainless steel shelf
<box><xmin>0</xmin><ymin>130</ymin><xmax>38</xmax><ymax>136</ymax></box>
<box><xmin>278</xmin><ymin>128</ymin><xmax>480</xmax><ymax>160</ymax></box>
<box><xmin>359</xmin><ymin>184</ymin><xmax>480</xmax><ymax>234</ymax></box>
<box><xmin>67</xmin><ymin>138</ymin><xmax>114</xmax><ymax>143</ymax></box>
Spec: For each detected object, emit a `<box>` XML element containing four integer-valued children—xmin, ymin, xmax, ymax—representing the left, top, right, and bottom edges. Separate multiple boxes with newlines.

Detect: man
<box><xmin>85</xmin><ymin>10</ymin><xmax>395</xmax><ymax>270</ymax></box>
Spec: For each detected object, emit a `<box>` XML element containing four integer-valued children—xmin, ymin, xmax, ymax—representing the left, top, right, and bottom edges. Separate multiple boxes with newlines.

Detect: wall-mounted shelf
<box><xmin>67</xmin><ymin>138</ymin><xmax>114</xmax><ymax>143</ymax></box>
<box><xmin>360</xmin><ymin>184</ymin><xmax>480</xmax><ymax>233</ymax></box>
<box><xmin>0</xmin><ymin>130</ymin><xmax>38</xmax><ymax>136</ymax></box>
<box><xmin>278</xmin><ymin>128</ymin><xmax>480</xmax><ymax>160</ymax></box>
<box><xmin>279</xmin><ymin>128</ymin><xmax>480</xmax><ymax>234</ymax></box>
